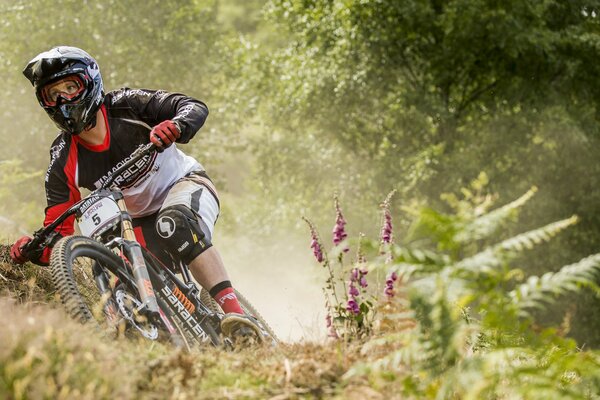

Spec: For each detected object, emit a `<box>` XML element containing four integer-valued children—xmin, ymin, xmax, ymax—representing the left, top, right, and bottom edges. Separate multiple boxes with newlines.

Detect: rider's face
<box><xmin>41</xmin><ymin>75</ymin><xmax>85</xmax><ymax>107</ymax></box>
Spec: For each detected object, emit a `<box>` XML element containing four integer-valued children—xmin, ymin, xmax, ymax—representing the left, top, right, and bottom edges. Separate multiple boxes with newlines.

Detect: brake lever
<box><xmin>21</xmin><ymin>228</ymin><xmax>59</xmax><ymax>257</ymax></box>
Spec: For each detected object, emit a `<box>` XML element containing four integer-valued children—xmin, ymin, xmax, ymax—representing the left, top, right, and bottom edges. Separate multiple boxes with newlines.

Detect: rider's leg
<box><xmin>155</xmin><ymin>172</ymin><xmax>263</xmax><ymax>342</ymax></box>
<box><xmin>187</xmin><ymin>246</ymin><xmax>244</xmax><ymax>315</ymax></box>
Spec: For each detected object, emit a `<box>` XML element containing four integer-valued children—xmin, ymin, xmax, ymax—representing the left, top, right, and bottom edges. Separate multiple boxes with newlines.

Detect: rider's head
<box><xmin>23</xmin><ymin>46</ymin><xmax>104</xmax><ymax>135</ymax></box>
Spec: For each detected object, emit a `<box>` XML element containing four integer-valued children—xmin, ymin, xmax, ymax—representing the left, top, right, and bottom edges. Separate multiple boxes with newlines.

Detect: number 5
<box><xmin>92</xmin><ymin>214</ymin><xmax>101</xmax><ymax>226</ymax></box>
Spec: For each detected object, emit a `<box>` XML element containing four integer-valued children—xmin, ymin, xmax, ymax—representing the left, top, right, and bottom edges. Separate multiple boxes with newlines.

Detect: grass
<box><xmin>0</xmin><ymin>242</ymin><xmax>391</xmax><ymax>400</ymax></box>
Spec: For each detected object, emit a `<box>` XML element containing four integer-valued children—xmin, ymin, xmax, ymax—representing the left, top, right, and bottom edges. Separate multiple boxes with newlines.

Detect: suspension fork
<box><xmin>118</xmin><ymin>198</ymin><xmax>160</xmax><ymax>315</ymax></box>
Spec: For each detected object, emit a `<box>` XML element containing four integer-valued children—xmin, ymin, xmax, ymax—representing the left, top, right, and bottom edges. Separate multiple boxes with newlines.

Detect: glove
<box><xmin>10</xmin><ymin>236</ymin><xmax>33</xmax><ymax>264</ymax></box>
<box><xmin>10</xmin><ymin>235</ymin><xmax>51</xmax><ymax>266</ymax></box>
<box><xmin>150</xmin><ymin>120</ymin><xmax>181</xmax><ymax>151</ymax></box>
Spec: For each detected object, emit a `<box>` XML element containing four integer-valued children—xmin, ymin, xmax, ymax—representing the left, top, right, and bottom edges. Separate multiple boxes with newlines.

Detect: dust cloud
<box><xmin>215</xmin><ymin>232</ymin><xmax>329</xmax><ymax>342</ymax></box>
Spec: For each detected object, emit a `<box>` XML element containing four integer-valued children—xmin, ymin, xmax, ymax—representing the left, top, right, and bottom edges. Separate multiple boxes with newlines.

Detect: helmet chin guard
<box><xmin>23</xmin><ymin>46</ymin><xmax>104</xmax><ymax>135</ymax></box>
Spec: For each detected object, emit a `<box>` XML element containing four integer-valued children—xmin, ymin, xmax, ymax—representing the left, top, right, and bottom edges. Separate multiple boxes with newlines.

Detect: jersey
<box><xmin>43</xmin><ymin>88</ymin><xmax>209</xmax><ymax>236</ymax></box>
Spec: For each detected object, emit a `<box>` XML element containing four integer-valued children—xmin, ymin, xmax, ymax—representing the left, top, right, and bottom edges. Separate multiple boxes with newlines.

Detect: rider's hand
<box><xmin>10</xmin><ymin>236</ymin><xmax>33</xmax><ymax>264</ymax></box>
<box><xmin>150</xmin><ymin>120</ymin><xmax>180</xmax><ymax>151</ymax></box>
<box><xmin>10</xmin><ymin>235</ymin><xmax>52</xmax><ymax>266</ymax></box>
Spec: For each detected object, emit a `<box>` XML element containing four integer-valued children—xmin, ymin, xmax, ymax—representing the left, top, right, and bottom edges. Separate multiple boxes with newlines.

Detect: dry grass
<box><xmin>0</xmin><ymin>249</ymin><xmax>402</xmax><ymax>399</ymax></box>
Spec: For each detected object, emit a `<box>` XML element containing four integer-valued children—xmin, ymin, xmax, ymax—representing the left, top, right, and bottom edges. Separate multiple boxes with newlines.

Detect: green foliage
<box><xmin>3</xmin><ymin>0</ymin><xmax>600</xmax><ymax>377</ymax></box>
<box><xmin>342</xmin><ymin>183</ymin><xmax>600</xmax><ymax>398</ymax></box>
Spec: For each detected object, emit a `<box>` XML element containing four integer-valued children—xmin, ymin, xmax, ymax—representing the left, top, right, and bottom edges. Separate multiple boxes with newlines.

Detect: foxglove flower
<box><xmin>349</xmin><ymin>283</ymin><xmax>359</xmax><ymax>297</ymax></box>
<box><xmin>359</xmin><ymin>274</ymin><xmax>368</xmax><ymax>289</ymax></box>
<box><xmin>379</xmin><ymin>189</ymin><xmax>397</xmax><ymax>245</ymax></box>
<box><xmin>381</xmin><ymin>209</ymin><xmax>393</xmax><ymax>244</ymax></box>
<box><xmin>311</xmin><ymin>238</ymin><xmax>324</xmax><ymax>263</ymax></box>
<box><xmin>303</xmin><ymin>217</ymin><xmax>325</xmax><ymax>263</ymax></box>
<box><xmin>332</xmin><ymin>195</ymin><xmax>349</xmax><ymax>252</ymax></box>
<box><xmin>384</xmin><ymin>271</ymin><xmax>398</xmax><ymax>299</ymax></box>
<box><xmin>346</xmin><ymin>298</ymin><xmax>360</xmax><ymax>315</ymax></box>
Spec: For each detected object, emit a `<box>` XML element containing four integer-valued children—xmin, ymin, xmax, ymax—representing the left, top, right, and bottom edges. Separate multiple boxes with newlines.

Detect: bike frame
<box><xmin>24</xmin><ymin>142</ymin><xmax>221</xmax><ymax>345</ymax></box>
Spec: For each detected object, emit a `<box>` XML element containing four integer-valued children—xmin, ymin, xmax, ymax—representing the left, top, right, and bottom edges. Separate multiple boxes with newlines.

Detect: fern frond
<box><xmin>455</xmin><ymin>187</ymin><xmax>538</xmax><ymax>243</ymax></box>
<box><xmin>499</xmin><ymin>215</ymin><xmax>578</xmax><ymax>252</ymax></box>
<box><xmin>452</xmin><ymin>216</ymin><xmax>579</xmax><ymax>275</ymax></box>
<box><xmin>510</xmin><ymin>253</ymin><xmax>600</xmax><ymax>317</ymax></box>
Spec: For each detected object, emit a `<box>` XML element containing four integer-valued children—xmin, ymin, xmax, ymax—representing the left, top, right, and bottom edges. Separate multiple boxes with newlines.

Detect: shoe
<box><xmin>220</xmin><ymin>313</ymin><xmax>264</xmax><ymax>345</ymax></box>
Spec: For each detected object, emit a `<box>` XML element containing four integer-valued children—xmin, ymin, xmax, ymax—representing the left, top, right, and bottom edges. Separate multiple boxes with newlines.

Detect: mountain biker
<box><xmin>9</xmin><ymin>46</ymin><xmax>262</xmax><ymax>343</ymax></box>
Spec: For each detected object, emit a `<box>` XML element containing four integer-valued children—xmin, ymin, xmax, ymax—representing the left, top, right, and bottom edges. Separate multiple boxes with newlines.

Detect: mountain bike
<box><xmin>21</xmin><ymin>142</ymin><xmax>277</xmax><ymax>349</ymax></box>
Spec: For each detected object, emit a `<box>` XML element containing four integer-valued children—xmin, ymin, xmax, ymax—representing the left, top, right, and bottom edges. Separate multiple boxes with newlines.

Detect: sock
<box><xmin>210</xmin><ymin>280</ymin><xmax>244</xmax><ymax>314</ymax></box>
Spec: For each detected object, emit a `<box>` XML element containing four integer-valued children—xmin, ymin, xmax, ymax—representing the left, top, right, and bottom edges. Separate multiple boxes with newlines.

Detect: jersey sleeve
<box><xmin>116</xmin><ymin>88</ymin><xmax>209</xmax><ymax>143</ymax></box>
<box><xmin>43</xmin><ymin>135</ymin><xmax>81</xmax><ymax>236</ymax></box>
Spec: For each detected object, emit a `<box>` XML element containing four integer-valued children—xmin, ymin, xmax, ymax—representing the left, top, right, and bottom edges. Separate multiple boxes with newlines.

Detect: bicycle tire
<box><xmin>50</xmin><ymin>236</ymin><xmax>124</xmax><ymax>324</ymax></box>
<box><xmin>49</xmin><ymin>235</ymin><xmax>196</xmax><ymax>348</ymax></box>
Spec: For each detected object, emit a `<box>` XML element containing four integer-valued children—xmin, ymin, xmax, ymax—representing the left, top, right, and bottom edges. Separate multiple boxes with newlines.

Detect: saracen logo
<box><xmin>161</xmin><ymin>285</ymin><xmax>211</xmax><ymax>342</ymax></box>
<box><xmin>94</xmin><ymin>152</ymin><xmax>157</xmax><ymax>189</ymax></box>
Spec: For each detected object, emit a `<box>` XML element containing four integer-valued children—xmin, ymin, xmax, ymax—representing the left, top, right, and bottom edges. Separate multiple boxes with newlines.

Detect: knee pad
<box><xmin>155</xmin><ymin>205</ymin><xmax>213</xmax><ymax>264</ymax></box>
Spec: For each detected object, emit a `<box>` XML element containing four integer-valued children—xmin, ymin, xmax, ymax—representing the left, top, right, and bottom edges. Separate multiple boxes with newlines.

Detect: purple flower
<box><xmin>326</xmin><ymin>313</ymin><xmax>332</xmax><ymax>328</ymax></box>
<box><xmin>359</xmin><ymin>275</ymin><xmax>368</xmax><ymax>289</ymax></box>
<box><xmin>311</xmin><ymin>238</ymin><xmax>324</xmax><ymax>263</ymax></box>
<box><xmin>379</xmin><ymin>189</ymin><xmax>397</xmax><ymax>246</ymax></box>
<box><xmin>349</xmin><ymin>283</ymin><xmax>359</xmax><ymax>297</ymax></box>
<box><xmin>381</xmin><ymin>208</ymin><xmax>393</xmax><ymax>244</ymax></box>
<box><xmin>304</xmin><ymin>217</ymin><xmax>325</xmax><ymax>264</ymax></box>
<box><xmin>384</xmin><ymin>271</ymin><xmax>398</xmax><ymax>299</ymax></box>
<box><xmin>350</xmin><ymin>268</ymin><xmax>359</xmax><ymax>282</ymax></box>
<box><xmin>355</xmin><ymin>268</ymin><xmax>368</xmax><ymax>288</ymax></box>
<box><xmin>384</xmin><ymin>285</ymin><xmax>395</xmax><ymax>298</ymax></box>
<box><xmin>333</xmin><ymin>196</ymin><xmax>349</xmax><ymax>252</ymax></box>
<box><xmin>346</xmin><ymin>299</ymin><xmax>360</xmax><ymax>314</ymax></box>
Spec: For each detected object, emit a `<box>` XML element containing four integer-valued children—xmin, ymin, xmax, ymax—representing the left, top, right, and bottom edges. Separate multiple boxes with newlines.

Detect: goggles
<box><xmin>40</xmin><ymin>75</ymin><xmax>85</xmax><ymax>107</ymax></box>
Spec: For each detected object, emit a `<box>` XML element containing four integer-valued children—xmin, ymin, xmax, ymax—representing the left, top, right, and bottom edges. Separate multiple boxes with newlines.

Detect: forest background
<box><xmin>1</xmin><ymin>0</ymin><xmax>600</xmax><ymax>347</ymax></box>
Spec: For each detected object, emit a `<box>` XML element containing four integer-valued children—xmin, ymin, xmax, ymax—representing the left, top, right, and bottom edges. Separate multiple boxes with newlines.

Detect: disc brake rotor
<box><xmin>115</xmin><ymin>289</ymin><xmax>158</xmax><ymax>340</ymax></box>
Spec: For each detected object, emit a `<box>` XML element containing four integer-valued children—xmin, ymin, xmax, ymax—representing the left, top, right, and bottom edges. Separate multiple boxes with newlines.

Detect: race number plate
<box><xmin>77</xmin><ymin>196</ymin><xmax>121</xmax><ymax>237</ymax></box>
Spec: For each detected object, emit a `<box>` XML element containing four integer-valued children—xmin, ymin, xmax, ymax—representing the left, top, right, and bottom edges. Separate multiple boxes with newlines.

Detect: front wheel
<box><xmin>49</xmin><ymin>236</ymin><xmax>194</xmax><ymax>347</ymax></box>
<box><xmin>50</xmin><ymin>235</ymin><xmax>125</xmax><ymax>326</ymax></box>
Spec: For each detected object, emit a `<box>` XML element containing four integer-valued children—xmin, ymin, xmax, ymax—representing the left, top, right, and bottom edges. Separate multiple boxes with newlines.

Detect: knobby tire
<box><xmin>49</xmin><ymin>235</ymin><xmax>200</xmax><ymax>349</ymax></box>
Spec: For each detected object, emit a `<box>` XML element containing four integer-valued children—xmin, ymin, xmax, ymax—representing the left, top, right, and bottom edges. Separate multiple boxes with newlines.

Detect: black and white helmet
<box><xmin>23</xmin><ymin>46</ymin><xmax>104</xmax><ymax>135</ymax></box>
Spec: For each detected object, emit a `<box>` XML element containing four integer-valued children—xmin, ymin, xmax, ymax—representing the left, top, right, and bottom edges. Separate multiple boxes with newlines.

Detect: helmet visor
<box><xmin>40</xmin><ymin>75</ymin><xmax>85</xmax><ymax>107</ymax></box>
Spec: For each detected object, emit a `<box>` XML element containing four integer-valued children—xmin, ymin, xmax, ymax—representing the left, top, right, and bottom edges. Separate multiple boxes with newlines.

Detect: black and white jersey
<box><xmin>43</xmin><ymin>88</ymin><xmax>208</xmax><ymax>236</ymax></box>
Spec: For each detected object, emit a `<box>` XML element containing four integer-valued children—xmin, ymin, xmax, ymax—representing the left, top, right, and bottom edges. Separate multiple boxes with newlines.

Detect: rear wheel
<box><xmin>200</xmin><ymin>288</ymin><xmax>279</xmax><ymax>344</ymax></box>
<box><xmin>140</xmin><ymin>247</ymin><xmax>221</xmax><ymax>347</ymax></box>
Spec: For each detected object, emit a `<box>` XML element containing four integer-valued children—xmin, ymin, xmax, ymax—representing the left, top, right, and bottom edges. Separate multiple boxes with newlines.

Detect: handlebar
<box><xmin>21</xmin><ymin>142</ymin><xmax>158</xmax><ymax>255</ymax></box>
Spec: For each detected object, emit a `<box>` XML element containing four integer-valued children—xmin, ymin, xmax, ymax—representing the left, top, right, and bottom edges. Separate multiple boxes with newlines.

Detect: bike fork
<box><xmin>91</xmin><ymin>261</ymin><xmax>120</xmax><ymax>324</ymax></box>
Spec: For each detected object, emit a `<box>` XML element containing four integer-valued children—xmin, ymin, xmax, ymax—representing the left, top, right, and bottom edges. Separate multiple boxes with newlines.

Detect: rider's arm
<box><xmin>10</xmin><ymin>136</ymin><xmax>79</xmax><ymax>266</ymax></box>
<box><xmin>118</xmin><ymin>88</ymin><xmax>209</xmax><ymax>144</ymax></box>
<box><xmin>43</xmin><ymin>136</ymin><xmax>81</xmax><ymax>237</ymax></box>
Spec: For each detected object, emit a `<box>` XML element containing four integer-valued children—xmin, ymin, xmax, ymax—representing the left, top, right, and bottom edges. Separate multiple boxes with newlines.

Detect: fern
<box><xmin>511</xmin><ymin>253</ymin><xmax>600</xmax><ymax>318</ymax></box>
<box><xmin>310</xmin><ymin>180</ymin><xmax>600</xmax><ymax>398</ymax></box>
<box><xmin>454</xmin><ymin>186</ymin><xmax>538</xmax><ymax>244</ymax></box>
<box><xmin>452</xmin><ymin>215</ymin><xmax>579</xmax><ymax>276</ymax></box>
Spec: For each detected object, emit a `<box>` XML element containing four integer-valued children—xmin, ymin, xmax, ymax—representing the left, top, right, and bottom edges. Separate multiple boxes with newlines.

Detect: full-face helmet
<box><xmin>23</xmin><ymin>46</ymin><xmax>104</xmax><ymax>135</ymax></box>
